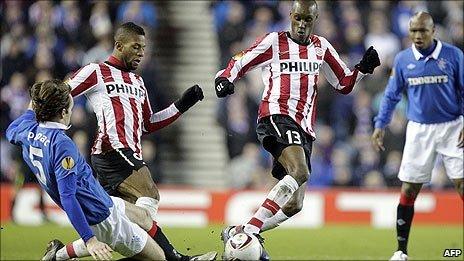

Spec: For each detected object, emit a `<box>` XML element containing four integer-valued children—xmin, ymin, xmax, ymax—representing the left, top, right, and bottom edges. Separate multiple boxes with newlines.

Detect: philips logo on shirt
<box><xmin>407</xmin><ymin>75</ymin><xmax>448</xmax><ymax>86</ymax></box>
<box><xmin>106</xmin><ymin>83</ymin><xmax>145</xmax><ymax>99</ymax></box>
<box><xmin>280</xmin><ymin>60</ymin><xmax>321</xmax><ymax>74</ymax></box>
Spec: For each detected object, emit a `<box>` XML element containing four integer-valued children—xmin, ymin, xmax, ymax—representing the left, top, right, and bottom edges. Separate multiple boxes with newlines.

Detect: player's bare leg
<box><xmin>50</xmin><ymin>239</ymin><xmax>88</xmax><ymax>260</ymax></box>
<box><xmin>124</xmin><ymin>200</ymin><xmax>156</xmax><ymax>230</ymax></box>
<box><xmin>50</xmin><ymin>201</ymin><xmax>156</xmax><ymax>261</ymax></box>
<box><xmin>117</xmin><ymin>201</ymin><xmax>165</xmax><ymax>260</ymax></box>
<box><xmin>49</xmin><ymin>201</ymin><xmax>217</xmax><ymax>260</ymax></box>
<box><xmin>118</xmin><ymin>166</ymin><xmax>160</xmax><ymax>218</ymax></box>
<box><xmin>241</xmin><ymin>145</ymin><xmax>307</xmax><ymax>234</ymax></box>
<box><xmin>118</xmin><ymin>166</ymin><xmax>160</xmax><ymax>202</ymax></box>
<box><xmin>119</xmin><ymin>167</ymin><xmax>217</xmax><ymax>261</ymax></box>
<box><xmin>278</xmin><ymin>146</ymin><xmax>310</xmax><ymax>184</ymax></box>
<box><xmin>223</xmin><ymin>146</ymin><xmax>307</xmax><ymax>238</ymax></box>
<box><xmin>451</xmin><ymin>178</ymin><xmax>463</xmax><ymax>200</ymax></box>
<box><xmin>130</xmin><ymin>237</ymin><xmax>165</xmax><ymax>260</ymax></box>
<box><xmin>223</xmin><ymin>146</ymin><xmax>305</xmax><ymax>260</ymax></box>
<box><xmin>390</xmin><ymin>181</ymin><xmax>422</xmax><ymax>260</ymax></box>
<box><xmin>260</xmin><ymin>183</ymin><xmax>306</xmax><ymax>232</ymax></box>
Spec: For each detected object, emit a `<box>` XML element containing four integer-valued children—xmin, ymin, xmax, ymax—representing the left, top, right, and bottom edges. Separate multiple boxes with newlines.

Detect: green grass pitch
<box><xmin>1</xmin><ymin>223</ymin><xmax>462</xmax><ymax>260</ymax></box>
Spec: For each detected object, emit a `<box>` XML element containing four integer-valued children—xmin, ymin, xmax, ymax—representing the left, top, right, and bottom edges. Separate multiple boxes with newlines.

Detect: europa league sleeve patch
<box><xmin>61</xmin><ymin>156</ymin><xmax>75</xmax><ymax>170</ymax></box>
<box><xmin>233</xmin><ymin>51</ymin><xmax>245</xmax><ymax>61</ymax></box>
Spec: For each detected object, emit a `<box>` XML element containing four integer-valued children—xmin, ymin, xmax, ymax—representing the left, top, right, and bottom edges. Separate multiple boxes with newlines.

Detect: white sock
<box><xmin>260</xmin><ymin>209</ymin><xmax>290</xmax><ymax>232</ymax></box>
<box><xmin>244</xmin><ymin>175</ymin><xmax>299</xmax><ymax>234</ymax></box>
<box><xmin>135</xmin><ymin>196</ymin><xmax>159</xmax><ymax>221</ymax></box>
<box><xmin>55</xmin><ymin>239</ymin><xmax>89</xmax><ymax>260</ymax></box>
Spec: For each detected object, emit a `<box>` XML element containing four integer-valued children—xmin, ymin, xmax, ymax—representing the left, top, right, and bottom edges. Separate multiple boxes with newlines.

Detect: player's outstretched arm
<box><xmin>54</xmin><ymin>140</ymin><xmax>96</xmax><ymax>247</ymax></box>
<box><xmin>86</xmin><ymin>236</ymin><xmax>113</xmax><ymax>260</ymax></box>
<box><xmin>141</xmin><ymin>85</ymin><xmax>203</xmax><ymax>134</ymax></box>
<box><xmin>214</xmin><ymin>33</ymin><xmax>274</xmax><ymax>98</ymax></box>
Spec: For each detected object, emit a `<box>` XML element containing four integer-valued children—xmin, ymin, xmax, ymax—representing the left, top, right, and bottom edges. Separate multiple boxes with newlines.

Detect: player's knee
<box><xmin>141</xmin><ymin>208</ymin><xmax>152</xmax><ymax>223</ymax></box>
<box><xmin>283</xmin><ymin>162</ymin><xmax>308</xmax><ymax>186</ymax></box>
<box><xmin>284</xmin><ymin>199</ymin><xmax>303</xmax><ymax>217</ymax></box>
<box><xmin>402</xmin><ymin>184</ymin><xmax>420</xmax><ymax>198</ymax></box>
<box><xmin>137</xmin><ymin>180</ymin><xmax>160</xmax><ymax>200</ymax></box>
<box><xmin>133</xmin><ymin>208</ymin><xmax>153</xmax><ymax>230</ymax></box>
<box><xmin>293</xmin><ymin>163</ymin><xmax>309</xmax><ymax>185</ymax></box>
<box><xmin>137</xmin><ymin>169</ymin><xmax>160</xmax><ymax>200</ymax></box>
<box><xmin>453</xmin><ymin>179</ymin><xmax>463</xmax><ymax>193</ymax></box>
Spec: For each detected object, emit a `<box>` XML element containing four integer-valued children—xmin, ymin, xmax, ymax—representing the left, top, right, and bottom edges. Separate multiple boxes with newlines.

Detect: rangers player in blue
<box><xmin>6</xmin><ymin>79</ymin><xmax>168</xmax><ymax>260</ymax></box>
<box><xmin>7</xmin><ymin>81</ymin><xmax>217</xmax><ymax>260</ymax></box>
<box><xmin>371</xmin><ymin>12</ymin><xmax>463</xmax><ymax>261</ymax></box>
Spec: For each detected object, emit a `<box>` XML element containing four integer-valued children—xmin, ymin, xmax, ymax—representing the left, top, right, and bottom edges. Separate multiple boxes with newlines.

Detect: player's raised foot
<box><xmin>189</xmin><ymin>251</ymin><xmax>218</xmax><ymax>261</ymax></box>
<box><xmin>254</xmin><ymin>234</ymin><xmax>270</xmax><ymax>261</ymax></box>
<box><xmin>42</xmin><ymin>239</ymin><xmax>64</xmax><ymax>261</ymax></box>
<box><xmin>390</xmin><ymin>250</ymin><xmax>408</xmax><ymax>261</ymax></box>
<box><xmin>220</xmin><ymin>225</ymin><xmax>243</xmax><ymax>244</ymax></box>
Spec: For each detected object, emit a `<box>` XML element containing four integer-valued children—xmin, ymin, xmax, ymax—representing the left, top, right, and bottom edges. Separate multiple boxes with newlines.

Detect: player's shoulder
<box><xmin>260</xmin><ymin>31</ymin><xmax>279</xmax><ymax>42</ymax></box>
<box><xmin>309</xmin><ymin>34</ymin><xmax>331</xmax><ymax>49</ymax></box>
<box><xmin>393</xmin><ymin>48</ymin><xmax>413</xmax><ymax>66</ymax></box>
<box><xmin>53</xmin><ymin>133</ymin><xmax>77</xmax><ymax>152</ymax></box>
<box><xmin>132</xmin><ymin>73</ymin><xmax>144</xmax><ymax>85</ymax></box>
<box><xmin>310</xmin><ymin>34</ymin><xmax>326</xmax><ymax>43</ymax></box>
<box><xmin>397</xmin><ymin>47</ymin><xmax>412</xmax><ymax>58</ymax></box>
<box><xmin>440</xmin><ymin>41</ymin><xmax>463</xmax><ymax>56</ymax></box>
<box><xmin>6</xmin><ymin>110</ymin><xmax>37</xmax><ymax>143</ymax></box>
<box><xmin>81</xmin><ymin>62</ymin><xmax>100</xmax><ymax>70</ymax></box>
<box><xmin>10</xmin><ymin>110</ymin><xmax>37</xmax><ymax>130</ymax></box>
<box><xmin>71</xmin><ymin>63</ymin><xmax>99</xmax><ymax>76</ymax></box>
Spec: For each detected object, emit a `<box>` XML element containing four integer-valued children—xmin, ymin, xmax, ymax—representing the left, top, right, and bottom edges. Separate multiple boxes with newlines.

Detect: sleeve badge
<box><xmin>233</xmin><ymin>51</ymin><xmax>245</xmax><ymax>61</ymax></box>
<box><xmin>61</xmin><ymin>156</ymin><xmax>75</xmax><ymax>170</ymax></box>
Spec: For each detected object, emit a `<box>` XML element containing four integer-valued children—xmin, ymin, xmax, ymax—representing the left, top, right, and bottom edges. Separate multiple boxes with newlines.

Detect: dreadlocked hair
<box><xmin>30</xmin><ymin>79</ymin><xmax>71</xmax><ymax>122</ymax></box>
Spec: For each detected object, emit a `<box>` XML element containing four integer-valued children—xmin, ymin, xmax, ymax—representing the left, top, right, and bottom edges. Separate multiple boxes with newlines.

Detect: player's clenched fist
<box><xmin>215</xmin><ymin>77</ymin><xmax>235</xmax><ymax>98</ymax></box>
<box><xmin>174</xmin><ymin>84</ymin><xmax>204</xmax><ymax>113</ymax></box>
<box><xmin>355</xmin><ymin>46</ymin><xmax>381</xmax><ymax>74</ymax></box>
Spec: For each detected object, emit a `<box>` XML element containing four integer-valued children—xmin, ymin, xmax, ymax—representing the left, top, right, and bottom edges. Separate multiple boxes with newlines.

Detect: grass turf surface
<box><xmin>0</xmin><ymin>223</ymin><xmax>462</xmax><ymax>260</ymax></box>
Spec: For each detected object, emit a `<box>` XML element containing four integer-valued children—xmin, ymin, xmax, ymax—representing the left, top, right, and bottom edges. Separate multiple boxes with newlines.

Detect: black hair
<box><xmin>114</xmin><ymin>22</ymin><xmax>145</xmax><ymax>42</ymax></box>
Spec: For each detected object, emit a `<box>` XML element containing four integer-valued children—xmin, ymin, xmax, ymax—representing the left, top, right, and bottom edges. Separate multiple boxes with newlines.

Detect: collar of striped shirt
<box><xmin>106</xmin><ymin>55</ymin><xmax>131</xmax><ymax>72</ymax></box>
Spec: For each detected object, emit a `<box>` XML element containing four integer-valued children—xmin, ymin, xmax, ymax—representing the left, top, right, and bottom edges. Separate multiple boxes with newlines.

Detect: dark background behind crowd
<box><xmin>1</xmin><ymin>1</ymin><xmax>462</xmax><ymax>191</ymax></box>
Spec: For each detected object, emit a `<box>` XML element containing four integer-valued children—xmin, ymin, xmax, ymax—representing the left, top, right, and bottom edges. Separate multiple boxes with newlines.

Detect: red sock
<box><xmin>66</xmin><ymin>243</ymin><xmax>77</xmax><ymax>258</ymax></box>
<box><xmin>399</xmin><ymin>193</ymin><xmax>416</xmax><ymax>206</ymax></box>
<box><xmin>147</xmin><ymin>221</ymin><xmax>158</xmax><ymax>237</ymax></box>
<box><xmin>460</xmin><ymin>194</ymin><xmax>463</xmax><ymax>201</ymax></box>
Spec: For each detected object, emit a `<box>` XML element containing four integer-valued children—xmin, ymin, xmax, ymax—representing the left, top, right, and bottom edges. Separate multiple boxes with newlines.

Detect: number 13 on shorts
<box><xmin>286</xmin><ymin>130</ymin><xmax>302</xmax><ymax>144</ymax></box>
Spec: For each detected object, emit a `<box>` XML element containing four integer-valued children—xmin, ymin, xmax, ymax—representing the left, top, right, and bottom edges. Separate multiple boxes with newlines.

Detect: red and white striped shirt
<box><xmin>216</xmin><ymin>32</ymin><xmax>365</xmax><ymax>138</ymax></box>
<box><xmin>67</xmin><ymin>56</ymin><xmax>180</xmax><ymax>155</ymax></box>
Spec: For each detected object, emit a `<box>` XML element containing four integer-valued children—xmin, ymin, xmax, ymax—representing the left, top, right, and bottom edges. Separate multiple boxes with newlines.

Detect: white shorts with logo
<box><xmin>398</xmin><ymin>116</ymin><xmax>464</xmax><ymax>183</ymax></box>
<box><xmin>91</xmin><ymin>196</ymin><xmax>148</xmax><ymax>257</ymax></box>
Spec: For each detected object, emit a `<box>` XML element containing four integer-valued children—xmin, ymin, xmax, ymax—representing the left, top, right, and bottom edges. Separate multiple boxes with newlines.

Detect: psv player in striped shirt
<box><xmin>54</xmin><ymin>22</ymin><xmax>216</xmax><ymax>261</ymax></box>
<box><xmin>215</xmin><ymin>0</ymin><xmax>380</xmax><ymax>256</ymax></box>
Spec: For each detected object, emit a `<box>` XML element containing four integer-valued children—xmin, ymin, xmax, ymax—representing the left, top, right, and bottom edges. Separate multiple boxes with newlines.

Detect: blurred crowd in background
<box><xmin>1</xmin><ymin>1</ymin><xmax>462</xmax><ymax>191</ymax></box>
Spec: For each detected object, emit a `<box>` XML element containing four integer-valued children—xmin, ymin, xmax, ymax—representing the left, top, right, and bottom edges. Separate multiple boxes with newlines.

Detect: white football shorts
<box><xmin>398</xmin><ymin>116</ymin><xmax>464</xmax><ymax>183</ymax></box>
<box><xmin>91</xmin><ymin>196</ymin><xmax>148</xmax><ymax>257</ymax></box>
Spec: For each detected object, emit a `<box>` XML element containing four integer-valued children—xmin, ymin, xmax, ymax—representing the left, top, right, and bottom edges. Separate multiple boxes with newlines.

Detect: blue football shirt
<box><xmin>6</xmin><ymin>110</ymin><xmax>113</xmax><ymax>241</ymax></box>
<box><xmin>374</xmin><ymin>40</ymin><xmax>464</xmax><ymax>128</ymax></box>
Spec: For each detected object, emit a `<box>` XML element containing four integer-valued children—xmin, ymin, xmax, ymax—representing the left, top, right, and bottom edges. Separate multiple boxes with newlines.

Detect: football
<box><xmin>223</xmin><ymin>233</ymin><xmax>263</xmax><ymax>260</ymax></box>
